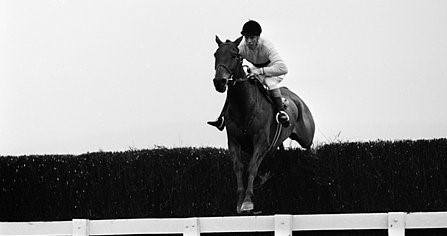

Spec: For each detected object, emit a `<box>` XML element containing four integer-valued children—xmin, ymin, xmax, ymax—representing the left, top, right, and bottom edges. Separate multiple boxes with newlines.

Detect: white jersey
<box><xmin>238</xmin><ymin>37</ymin><xmax>288</xmax><ymax>77</ymax></box>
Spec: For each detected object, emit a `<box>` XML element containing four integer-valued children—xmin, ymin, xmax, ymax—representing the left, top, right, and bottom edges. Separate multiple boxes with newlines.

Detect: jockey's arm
<box><xmin>263</xmin><ymin>46</ymin><xmax>288</xmax><ymax>77</ymax></box>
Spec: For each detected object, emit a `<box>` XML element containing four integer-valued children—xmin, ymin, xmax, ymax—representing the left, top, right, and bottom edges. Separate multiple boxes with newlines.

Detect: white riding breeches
<box><xmin>258</xmin><ymin>74</ymin><xmax>284</xmax><ymax>90</ymax></box>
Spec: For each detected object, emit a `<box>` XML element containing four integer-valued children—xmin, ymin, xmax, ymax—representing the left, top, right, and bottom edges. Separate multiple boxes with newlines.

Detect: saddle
<box><xmin>252</xmin><ymin>78</ymin><xmax>288</xmax><ymax>109</ymax></box>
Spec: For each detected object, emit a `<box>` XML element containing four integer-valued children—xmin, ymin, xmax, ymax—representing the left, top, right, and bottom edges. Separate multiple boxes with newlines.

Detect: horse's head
<box><xmin>213</xmin><ymin>36</ymin><xmax>243</xmax><ymax>93</ymax></box>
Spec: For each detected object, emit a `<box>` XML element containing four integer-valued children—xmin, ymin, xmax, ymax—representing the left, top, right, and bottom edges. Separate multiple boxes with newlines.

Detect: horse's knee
<box><xmin>233</xmin><ymin>159</ymin><xmax>243</xmax><ymax>171</ymax></box>
<box><xmin>247</xmin><ymin>161</ymin><xmax>260</xmax><ymax>174</ymax></box>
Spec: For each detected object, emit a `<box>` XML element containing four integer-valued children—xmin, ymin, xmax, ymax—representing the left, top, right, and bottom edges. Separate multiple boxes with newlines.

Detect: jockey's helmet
<box><xmin>241</xmin><ymin>20</ymin><xmax>262</xmax><ymax>36</ymax></box>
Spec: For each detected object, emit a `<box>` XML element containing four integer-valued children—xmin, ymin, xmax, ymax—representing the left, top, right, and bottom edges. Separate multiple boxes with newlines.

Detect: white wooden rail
<box><xmin>1</xmin><ymin>212</ymin><xmax>447</xmax><ymax>236</ymax></box>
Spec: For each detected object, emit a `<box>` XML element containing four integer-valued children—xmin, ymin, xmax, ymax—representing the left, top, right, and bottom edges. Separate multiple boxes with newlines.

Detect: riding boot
<box><xmin>270</xmin><ymin>88</ymin><xmax>290</xmax><ymax>127</ymax></box>
<box><xmin>207</xmin><ymin>98</ymin><xmax>228</xmax><ymax>131</ymax></box>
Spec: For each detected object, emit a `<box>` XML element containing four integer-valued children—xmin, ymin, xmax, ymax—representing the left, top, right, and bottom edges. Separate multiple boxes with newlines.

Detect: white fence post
<box><xmin>388</xmin><ymin>212</ymin><xmax>405</xmax><ymax>236</ymax></box>
<box><xmin>72</xmin><ymin>219</ymin><xmax>89</xmax><ymax>236</ymax></box>
<box><xmin>274</xmin><ymin>214</ymin><xmax>292</xmax><ymax>236</ymax></box>
<box><xmin>183</xmin><ymin>217</ymin><xmax>200</xmax><ymax>236</ymax></box>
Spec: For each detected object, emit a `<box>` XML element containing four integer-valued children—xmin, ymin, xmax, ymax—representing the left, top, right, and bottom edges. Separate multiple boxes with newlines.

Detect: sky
<box><xmin>1</xmin><ymin>0</ymin><xmax>446</xmax><ymax>155</ymax></box>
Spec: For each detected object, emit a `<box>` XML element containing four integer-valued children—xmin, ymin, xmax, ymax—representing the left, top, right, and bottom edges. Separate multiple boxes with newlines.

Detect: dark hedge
<box><xmin>1</xmin><ymin>139</ymin><xmax>447</xmax><ymax>234</ymax></box>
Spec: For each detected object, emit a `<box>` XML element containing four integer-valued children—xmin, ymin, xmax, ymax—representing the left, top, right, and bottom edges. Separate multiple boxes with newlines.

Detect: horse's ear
<box><xmin>234</xmin><ymin>36</ymin><xmax>243</xmax><ymax>46</ymax></box>
<box><xmin>215</xmin><ymin>35</ymin><xmax>223</xmax><ymax>46</ymax></box>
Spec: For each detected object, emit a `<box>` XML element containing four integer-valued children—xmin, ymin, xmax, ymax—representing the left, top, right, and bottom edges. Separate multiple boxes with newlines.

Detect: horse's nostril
<box><xmin>213</xmin><ymin>79</ymin><xmax>227</xmax><ymax>93</ymax></box>
<box><xmin>215</xmin><ymin>85</ymin><xmax>226</xmax><ymax>93</ymax></box>
<box><xmin>218</xmin><ymin>86</ymin><xmax>227</xmax><ymax>93</ymax></box>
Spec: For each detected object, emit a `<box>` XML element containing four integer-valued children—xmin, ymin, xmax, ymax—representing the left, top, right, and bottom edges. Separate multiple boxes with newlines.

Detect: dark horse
<box><xmin>213</xmin><ymin>36</ymin><xmax>315</xmax><ymax>213</ymax></box>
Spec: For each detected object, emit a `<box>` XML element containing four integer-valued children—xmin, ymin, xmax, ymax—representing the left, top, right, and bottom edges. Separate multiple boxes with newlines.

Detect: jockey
<box><xmin>208</xmin><ymin>20</ymin><xmax>290</xmax><ymax>130</ymax></box>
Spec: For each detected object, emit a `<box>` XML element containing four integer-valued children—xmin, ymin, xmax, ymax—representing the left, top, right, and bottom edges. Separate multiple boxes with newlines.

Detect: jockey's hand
<box><xmin>248</xmin><ymin>67</ymin><xmax>263</xmax><ymax>78</ymax></box>
<box><xmin>249</xmin><ymin>67</ymin><xmax>263</xmax><ymax>76</ymax></box>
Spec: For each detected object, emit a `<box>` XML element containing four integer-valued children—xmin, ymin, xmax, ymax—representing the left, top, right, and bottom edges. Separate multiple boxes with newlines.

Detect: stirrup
<box><xmin>276</xmin><ymin>111</ymin><xmax>290</xmax><ymax>126</ymax></box>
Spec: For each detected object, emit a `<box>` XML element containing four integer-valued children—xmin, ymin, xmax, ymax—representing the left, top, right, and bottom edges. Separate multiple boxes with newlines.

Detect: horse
<box><xmin>212</xmin><ymin>36</ymin><xmax>315</xmax><ymax>213</ymax></box>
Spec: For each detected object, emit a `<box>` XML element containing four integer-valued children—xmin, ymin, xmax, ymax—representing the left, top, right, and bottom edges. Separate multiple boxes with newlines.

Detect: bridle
<box><xmin>215</xmin><ymin>63</ymin><xmax>234</xmax><ymax>84</ymax></box>
<box><xmin>214</xmin><ymin>54</ymin><xmax>251</xmax><ymax>87</ymax></box>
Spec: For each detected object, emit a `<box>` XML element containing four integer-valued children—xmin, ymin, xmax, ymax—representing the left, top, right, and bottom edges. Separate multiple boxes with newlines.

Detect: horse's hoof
<box><xmin>241</xmin><ymin>201</ymin><xmax>254</xmax><ymax>212</ymax></box>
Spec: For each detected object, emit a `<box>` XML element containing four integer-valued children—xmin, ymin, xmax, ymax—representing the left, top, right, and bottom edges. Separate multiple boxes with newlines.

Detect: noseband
<box><xmin>214</xmin><ymin>63</ymin><xmax>233</xmax><ymax>87</ymax></box>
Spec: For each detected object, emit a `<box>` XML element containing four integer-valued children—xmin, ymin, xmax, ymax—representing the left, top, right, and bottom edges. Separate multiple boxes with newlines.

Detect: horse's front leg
<box><xmin>228</xmin><ymin>139</ymin><xmax>244</xmax><ymax>213</ymax></box>
<box><xmin>240</xmin><ymin>139</ymin><xmax>269</xmax><ymax>212</ymax></box>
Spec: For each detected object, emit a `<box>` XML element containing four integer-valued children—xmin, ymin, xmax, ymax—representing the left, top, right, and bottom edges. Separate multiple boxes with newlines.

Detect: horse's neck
<box><xmin>227</xmin><ymin>80</ymin><xmax>259</xmax><ymax>122</ymax></box>
<box><xmin>228</xmin><ymin>65</ymin><xmax>251</xmax><ymax>104</ymax></box>
<box><xmin>228</xmin><ymin>81</ymin><xmax>256</xmax><ymax>103</ymax></box>
<box><xmin>233</xmin><ymin>63</ymin><xmax>246</xmax><ymax>81</ymax></box>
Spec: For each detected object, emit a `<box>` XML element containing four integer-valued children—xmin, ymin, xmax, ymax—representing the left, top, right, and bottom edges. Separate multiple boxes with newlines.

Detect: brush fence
<box><xmin>1</xmin><ymin>212</ymin><xmax>447</xmax><ymax>236</ymax></box>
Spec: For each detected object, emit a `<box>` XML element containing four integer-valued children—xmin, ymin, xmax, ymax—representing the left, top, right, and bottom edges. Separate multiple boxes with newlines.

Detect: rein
<box><xmin>215</xmin><ymin>62</ymin><xmax>257</xmax><ymax>87</ymax></box>
<box><xmin>228</xmin><ymin>65</ymin><xmax>253</xmax><ymax>85</ymax></box>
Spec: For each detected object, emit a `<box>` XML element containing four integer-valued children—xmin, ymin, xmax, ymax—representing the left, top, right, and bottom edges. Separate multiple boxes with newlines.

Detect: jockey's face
<box><xmin>244</xmin><ymin>35</ymin><xmax>259</xmax><ymax>50</ymax></box>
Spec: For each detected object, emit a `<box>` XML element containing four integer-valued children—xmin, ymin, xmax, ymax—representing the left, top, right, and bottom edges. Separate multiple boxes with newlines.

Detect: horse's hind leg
<box><xmin>229</xmin><ymin>140</ymin><xmax>245</xmax><ymax>213</ymax></box>
<box><xmin>286</xmin><ymin>91</ymin><xmax>315</xmax><ymax>149</ymax></box>
<box><xmin>278</xmin><ymin>143</ymin><xmax>285</xmax><ymax>151</ymax></box>
<box><xmin>290</xmin><ymin>132</ymin><xmax>312</xmax><ymax>150</ymax></box>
